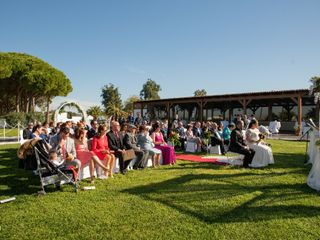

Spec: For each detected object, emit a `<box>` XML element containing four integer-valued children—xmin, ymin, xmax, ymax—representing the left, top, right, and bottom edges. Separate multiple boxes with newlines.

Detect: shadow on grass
<box><xmin>122</xmin><ymin>172</ymin><xmax>319</xmax><ymax>224</ymax></box>
<box><xmin>0</xmin><ymin>147</ymin><xmax>71</xmax><ymax>196</ymax></box>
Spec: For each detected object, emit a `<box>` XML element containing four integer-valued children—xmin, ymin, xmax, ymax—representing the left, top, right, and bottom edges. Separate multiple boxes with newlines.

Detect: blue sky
<box><xmin>1</xmin><ymin>0</ymin><xmax>320</xmax><ymax>109</ymax></box>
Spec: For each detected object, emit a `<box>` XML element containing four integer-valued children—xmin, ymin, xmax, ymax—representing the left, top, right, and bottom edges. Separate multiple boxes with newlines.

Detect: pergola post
<box><xmin>238</xmin><ymin>98</ymin><xmax>252</xmax><ymax>115</ymax></box>
<box><xmin>298</xmin><ymin>95</ymin><xmax>302</xmax><ymax>134</ymax></box>
<box><xmin>243</xmin><ymin>99</ymin><xmax>247</xmax><ymax>115</ymax></box>
<box><xmin>229</xmin><ymin>108</ymin><xmax>233</xmax><ymax>122</ymax></box>
<box><xmin>166</xmin><ymin>102</ymin><xmax>171</xmax><ymax>123</ymax></box>
<box><xmin>268</xmin><ymin>104</ymin><xmax>273</xmax><ymax>121</ymax></box>
<box><xmin>140</xmin><ymin>103</ymin><xmax>144</xmax><ymax>117</ymax></box>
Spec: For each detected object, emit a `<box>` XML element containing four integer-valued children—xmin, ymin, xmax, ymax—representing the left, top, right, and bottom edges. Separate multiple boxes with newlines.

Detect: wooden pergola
<box><xmin>134</xmin><ymin>89</ymin><xmax>318</xmax><ymax>129</ymax></box>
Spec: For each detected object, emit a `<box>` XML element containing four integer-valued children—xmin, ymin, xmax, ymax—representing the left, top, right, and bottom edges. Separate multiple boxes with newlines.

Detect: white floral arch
<box><xmin>54</xmin><ymin>101</ymin><xmax>88</xmax><ymax>123</ymax></box>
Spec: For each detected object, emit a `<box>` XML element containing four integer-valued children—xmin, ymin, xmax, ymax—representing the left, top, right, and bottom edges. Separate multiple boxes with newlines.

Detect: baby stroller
<box><xmin>17</xmin><ymin>139</ymin><xmax>79</xmax><ymax>195</ymax></box>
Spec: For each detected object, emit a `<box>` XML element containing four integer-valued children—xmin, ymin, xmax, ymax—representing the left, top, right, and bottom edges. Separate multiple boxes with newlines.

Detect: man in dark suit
<box><xmin>23</xmin><ymin>122</ymin><xmax>34</xmax><ymax>140</ymax></box>
<box><xmin>134</xmin><ymin>112</ymin><xmax>143</xmax><ymax>126</ymax></box>
<box><xmin>229</xmin><ymin>120</ymin><xmax>255</xmax><ymax>168</ymax></box>
<box><xmin>192</xmin><ymin>122</ymin><xmax>203</xmax><ymax>138</ymax></box>
<box><xmin>87</xmin><ymin>120</ymin><xmax>98</xmax><ymax>139</ymax></box>
<box><xmin>128</xmin><ymin>112</ymin><xmax>135</xmax><ymax>125</ymax></box>
<box><xmin>107</xmin><ymin>121</ymin><xmax>132</xmax><ymax>174</ymax></box>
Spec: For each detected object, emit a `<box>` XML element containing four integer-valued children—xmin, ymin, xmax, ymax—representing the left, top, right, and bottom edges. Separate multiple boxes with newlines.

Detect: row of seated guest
<box><xmin>167</xmin><ymin>118</ymin><xmax>273</xmax><ymax>168</ymax></box>
<box><xmin>74</xmin><ymin>127</ymin><xmax>112</xmax><ymax>182</ymax></box>
<box><xmin>123</xmin><ymin>125</ymin><xmax>150</xmax><ymax>169</ymax></box>
<box><xmin>171</xmin><ymin>120</ymin><xmax>235</xmax><ymax>153</ymax></box>
<box><xmin>26</xmin><ymin>123</ymin><xmax>109</xmax><ymax>182</ymax></box>
<box><xmin>106</xmin><ymin>121</ymin><xmax>176</xmax><ymax>166</ymax></box>
<box><xmin>245</xmin><ymin>119</ymin><xmax>274</xmax><ymax>167</ymax></box>
<box><xmin>228</xmin><ymin>119</ymin><xmax>274</xmax><ymax>168</ymax></box>
<box><xmin>26</xmin><ymin>120</ymin><xmax>175</xmax><ymax>179</ymax></box>
<box><xmin>229</xmin><ymin>120</ymin><xmax>255</xmax><ymax>168</ymax></box>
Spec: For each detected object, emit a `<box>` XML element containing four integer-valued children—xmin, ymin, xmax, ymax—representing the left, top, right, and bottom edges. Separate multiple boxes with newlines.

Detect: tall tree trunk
<box><xmin>16</xmin><ymin>90</ymin><xmax>20</xmax><ymax>112</ymax></box>
<box><xmin>16</xmin><ymin>84</ymin><xmax>24</xmax><ymax>113</ymax></box>
<box><xmin>31</xmin><ymin>96</ymin><xmax>35</xmax><ymax>112</ymax></box>
<box><xmin>46</xmin><ymin>97</ymin><xmax>51</xmax><ymax>123</ymax></box>
<box><xmin>25</xmin><ymin>92</ymin><xmax>30</xmax><ymax>113</ymax></box>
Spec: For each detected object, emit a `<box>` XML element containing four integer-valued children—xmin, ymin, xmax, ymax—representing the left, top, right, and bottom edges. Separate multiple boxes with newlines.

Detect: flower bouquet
<box><xmin>203</xmin><ymin>131</ymin><xmax>212</xmax><ymax>145</ymax></box>
<box><xmin>169</xmin><ymin>131</ymin><xmax>181</xmax><ymax>147</ymax></box>
<box><xmin>203</xmin><ymin>131</ymin><xmax>212</xmax><ymax>153</ymax></box>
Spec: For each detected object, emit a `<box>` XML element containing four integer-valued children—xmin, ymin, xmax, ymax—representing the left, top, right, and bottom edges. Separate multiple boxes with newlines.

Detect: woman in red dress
<box><xmin>74</xmin><ymin>128</ymin><xmax>109</xmax><ymax>182</ymax></box>
<box><xmin>91</xmin><ymin>125</ymin><xmax>115</xmax><ymax>178</ymax></box>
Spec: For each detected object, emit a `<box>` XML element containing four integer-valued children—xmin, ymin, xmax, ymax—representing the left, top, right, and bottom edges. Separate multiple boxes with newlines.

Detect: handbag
<box><xmin>122</xmin><ymin>149</ymin><xmax>136</xmax><ymax>161</ymax></box>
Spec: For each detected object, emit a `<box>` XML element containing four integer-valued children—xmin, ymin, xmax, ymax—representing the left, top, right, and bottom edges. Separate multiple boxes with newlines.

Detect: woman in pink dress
<box><xmin>151</xmin><ymin>123</ymin><xmax>176</xmax><ymax>165</ymax></box>
<box><xmin>91</xmin><ymin>125</ymin><xmax>116</xmax><ymax>177</ymax></box>
<box><xmin>74</xmin><ymin>128</ymin><xmax>109</xmax><ymax>182</ymax></box>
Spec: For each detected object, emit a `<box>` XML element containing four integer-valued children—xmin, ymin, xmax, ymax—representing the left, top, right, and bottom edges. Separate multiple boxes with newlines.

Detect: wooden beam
<box><xmin>298</xmin><ymin>95</ymin><xmax>302</xmax><ymax>135</ymax></box>
<box><xmin>238</xmin><ymin>99</ymin><xmax>248</xmax><ymax>114</ymax></box>
<box><xmin>246</xmin><ymin>98</ymin><xmax>253</xmax><ymax>106</ymax></box>
<box><xmin>290</xmin><ymin>97</ymin><xmax>298</xmax><ymax>105</ymax></box>
<box><xmin>166</xmin><ymin>102</ymin><xmax>170</xmax><ymax>123</ymax></box>
<box><xmin>229</xmin><ymin>108</ymin><xmax>233</xmax><ymax>122</ymax></box>
<box><xmin>268</xmin><ymin>104</ymin><xmax>273</xmax><ymax>121</ymax></box>
<box><xmin>249</xmin><ymin>106</ymin><xmax>260</xmax><ymax>114</ymax></box>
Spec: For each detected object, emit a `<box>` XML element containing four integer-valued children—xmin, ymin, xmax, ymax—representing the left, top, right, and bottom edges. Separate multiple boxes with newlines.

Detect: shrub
<box><xmin>26</xmin><ymin>112</ymin><xmax>46</xmax><ymax>125</ymax></box>
<box><xmin>3</xmin><ymin>112</ymin><xmax>26</xmax><ymax>127</ymax></box>
<box><xmin>1</xmin><ymin>112</ymin><xmax>47</xmax><ymax>128</ymax></box>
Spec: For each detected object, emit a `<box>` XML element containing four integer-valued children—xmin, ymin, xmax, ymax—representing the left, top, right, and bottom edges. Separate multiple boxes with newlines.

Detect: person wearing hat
<box><xmin>123</xmin><ymin>124</ymin><xmax>149</xmax><ymax>169</ymax></box>
<box><xmin>49</xmin><ymin>126</ymin><xmax>81</xmax><ymax>173</ymax></box>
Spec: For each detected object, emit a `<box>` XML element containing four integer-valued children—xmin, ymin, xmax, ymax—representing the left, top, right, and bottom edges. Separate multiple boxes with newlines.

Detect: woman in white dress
<box><xmin>246</xmin><ymin>119</ymin><xmax>274</xmax><ymax>168</ymax></box>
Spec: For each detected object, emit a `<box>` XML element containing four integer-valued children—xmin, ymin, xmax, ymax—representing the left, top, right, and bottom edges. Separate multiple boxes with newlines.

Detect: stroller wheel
<box><xmin>74</xmin><ymin>183</ymin><xmax>80</xmax><ymax>193</ymax></box>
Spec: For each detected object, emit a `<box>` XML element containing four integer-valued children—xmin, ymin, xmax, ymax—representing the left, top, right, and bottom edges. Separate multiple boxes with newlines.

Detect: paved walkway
<box><xmin>0</xmin><ymin>137</ymin><xmax>19</xmax><ymax>145</ymax></box>
<box><xmin>269</xmin><ymin>134</ymin><xmax>301</xmax><ymax>141</ymax></box>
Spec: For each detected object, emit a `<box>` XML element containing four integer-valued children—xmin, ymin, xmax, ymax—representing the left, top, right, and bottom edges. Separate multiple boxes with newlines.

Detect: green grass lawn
<box><xmin>0</xmin><ymin>128</ymin><xmax>19</xmax><ymax>137</ymax></box>
<box><xmin>0</xmin><ymin>140</ymin><xmax>319</xmax><ymax>240</ymax></box>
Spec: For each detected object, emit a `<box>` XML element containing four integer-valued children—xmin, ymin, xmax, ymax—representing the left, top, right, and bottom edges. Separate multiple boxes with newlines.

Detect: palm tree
<box><xmin>106</xmin><ymin>105</ymin><xmax>128</xmax><ymax>121</ymax></box>
<box><xmin>87</xmin><ymin>106</ymin><xmax>103</xmax><ymax>120</ymax></box>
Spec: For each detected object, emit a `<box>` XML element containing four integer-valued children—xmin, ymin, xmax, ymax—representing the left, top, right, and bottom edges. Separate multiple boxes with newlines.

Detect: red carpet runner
<box><xmin>175</xmin><ymin>154</ymin><xmax>227</xmax><ymax>165</ymax></box>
